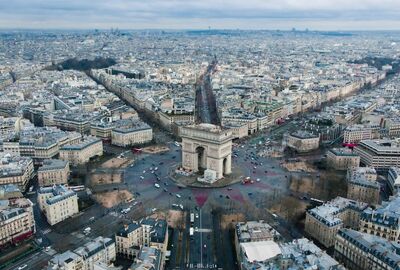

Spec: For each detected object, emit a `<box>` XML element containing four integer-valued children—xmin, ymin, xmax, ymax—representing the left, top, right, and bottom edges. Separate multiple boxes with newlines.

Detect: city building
<box><xmin>181</xmin><ymin>124</ymin><xmax>232</xmax><ymax>182</ymax></box>
<box><xmin>0</xmin><ymin>153</ymin><xmax>34</xmax><ymax>190</ymax></box>
<box><xmin>129</xmin><ymin>246</ymin><xmax>162</xmax><ymax>270</ymax></box>
<box><xmin>59</xmin><ymin>136</ymin><xmax>103</xmax><ymax>165</ymax></box>
<box><xmin>234</xmin><ymin>221</ymin><xmax>342</xmax><ymax>270</ymax></box>
<box><xmin>38</xmin><ymin>159</ymin><xmax>70</xmax><ymax>187</ymax></box>
<box><xmin>343</xmin><ymin>124</ymin><xmax>380</xmax><ymax>144</ymax></box>
<box><xmin>115</xmin><ymin>217</ymin><xmax>168</xmax><ymax>266</ymax></box>
<box><xmin>234</xmin><ymin>220</ymin><xmax>281</xmax><ymax>270</ymax></box>
<box><xmin>47</xmin><ymin>236</ymin><xmax>116</xmax><ymax>270</ymax></box>
<box><xmin>286</xmin><ymin>130</ymin><xmax>320</xmax><ymax>153</ymax></box>
<box><xmin>111</xmin><ymin>121</ymin><xmax>152</xmax><ymax>147</ymax></box>
<box><xmin>327</xmin><ymin>148</ymin><xmax>360</xmax><ymax>170</ymax></box>
<box><xmin>354</xmin><ymin>139</ymin><xmax>400</xmax><ymax>170</ymax></box>
<box><xmin>0</xmin><ymin>185</ymin><xmax>35</xmax><ymax>247</ymax></box>
<box><xmin>387</xmin><ymin>167</ymin><xmax>400</xmax><ymax>195</ymax></box>
<box><xmin>360</xmin><ymin>194</ymin><xmax>400</xmax><ymax>242</ymax></box>
<box><xmin>37</xmin><ymin>185</ymin><xmax>79</xmax><ymax>226</ymax></box>
<box><xmin>305</xmin><ymin>197</ymin><xmax>368</xmax><ymax>248</ymax></box>
<box><xmin>347</xmin><ymin>167</ymin><xmax>380</xmax><ymax>205</ymax></box>
<box><xmin>335</xmin><ymin>228</ymin><xmax>400</xmax><ymax>270</ymax></box>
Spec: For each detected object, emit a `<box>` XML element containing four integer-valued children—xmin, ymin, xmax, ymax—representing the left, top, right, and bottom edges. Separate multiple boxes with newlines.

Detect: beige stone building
<box><xmin>38</xmin><ymin>185</ymin><xmax>79</xmax><ymax>226</ymax></box>
<box><xmin>343</xmin><ymin>124</ymin><xmax>380</xmax><ymax>144</ymax></box>
<box><xmin>347</xmin><ymin>167</ymin><xmax>380</xmax><ymax>205</ymax></box>
<box><xmin>360</xmin><ymin>194</ymin><xmax>400</xmax><ymax>242</ymax></box>
<box><xmin>60</xmin><ymin>136</ymin><xmax>103</xmax><ymax>165</ymax></box>
<box><xmin>0</xmin><ymin>153</ymin><xmax>34</xmax><ymax>190</ymax></box>
<box><xmin>115</xmin><ymin>218</ymin><xmax>168</xmax><ymax>268</ymax></box>
<box><xmin>223</xmin><ymin>122</ymin><xmax>248</xmax><ymax>139</ymax></box>
<box><xmin>305</xmin><ymin>197</ymin><xmax>367</xmax><ymax>248</ymax></box>
<box><xmin>111</xmin><ymin>122</ymin><xmax>153</xmax><ymax>147</ymax></box>
<box><xmin>0</xmin><ymin>193</ymin><xmax>35</xmax><ymax>247</ymax></box>
<box><xmin>335</xmin><ymin>229</ymin><xmax>400</xmax><ymax>270</ymax></box>
<box><xmin>38</xmin><ymin>159</ymin><xmax>70</xmax><ymax>187</ymax></box>
<box><xmin>181</xmin><ymin>124</ymin><xmax>232</xmax><ymax>182</ymax></box>
<box><xmin>327</xmin><ymin>148</ymin><xmax>360</xmax><ymax>170</ymax></box>
<box><xmin>287</xmin><ymin>130</ymin><xmax>320</xmax><ymax>153</ymax></box>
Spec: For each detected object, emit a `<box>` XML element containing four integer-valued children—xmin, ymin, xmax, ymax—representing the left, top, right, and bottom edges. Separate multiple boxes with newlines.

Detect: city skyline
<box><xmin>1</xmin><ymin>0</ymin><xmax>400</xmax><ymax>30</ymax></box>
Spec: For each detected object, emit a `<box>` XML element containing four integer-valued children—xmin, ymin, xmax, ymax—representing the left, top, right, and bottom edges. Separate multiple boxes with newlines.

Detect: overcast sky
<box><xmin>1</xmin><ymin>0</ymin><xmax>400</xmax><ymax>30</ymax></box>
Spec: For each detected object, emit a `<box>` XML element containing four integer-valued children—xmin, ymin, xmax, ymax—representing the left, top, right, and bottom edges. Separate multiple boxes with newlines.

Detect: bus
<box><xmin>190</xmin><ymin>213</ymin><xmax>195</xmax><ymax>224</ymax></box>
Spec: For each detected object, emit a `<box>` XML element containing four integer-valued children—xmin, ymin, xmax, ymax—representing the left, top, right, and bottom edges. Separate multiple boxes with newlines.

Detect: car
<box><xmin>226</xmin><ymin>195</ymin><xmax>230</xmax><ymax>199</ymax></box>
<box><xmin>151</xmin><ymin>208</ymin><xmax>157</xmax><ymax>212</ymax></box>
<box><xmin>176</xmin><ymin>194</ymin><xmax>181</xmax><ymax>198</ymax></box>
<box><xmin>195</xmin><ymin>206</ymin><xmax>199</xmax><ymax>211</ymax></box>
<box><xmin>163</xmin><ymin>188</ymin><xmax>168</xmax><ymax>192</ymax></box>
<box><xmin>140</xmin><ymin>176</ymin><xmax>144</xmax><ymax>179</ymax></box>
<box><xmin>219</xmin><ymin>194</ymin><xmax>223</xmax><ymax>198</ymax></box>
<box><xmin>172</xmin><ymin>156</ymin><xmax>176</xmax><ymax>159</ymax></box>
<box><xmin>256</xmin><ymin>178</ymin><xmax>260</xmax><ymax>182</ymax></box>
<box><xmin>195</xmin><ymin>227</ymin><xmax>199</xmax><ymax>232</ymax></box>
<box><xmin>17</xmin><ymin>265</ymin><xmax>27</xmax><ymax>270</ymax></box>
<box><xmin>227</xmin><ymin>187</ymin><xmax>232</xmax><ymax>191</ymax></box>
<box><xmin>195</xmin><ymin>213</ymin><xmax>199</xmax><ymax>218</ymax></box>
<box><xmin>159</xmin><ymin>162</ymin><xmax>164</xmax><ymax>165</ymax></box>
<box><xmin>248</xmin><ymin>192</ymin><xmax>253</xmax><ymax>196</ymax></box>
<box><xmin>135</xmin><ymin>192</ymin><xmax>141</xmax><ymax>196</ymax></box>
<box><xmin>154</xmin><ymin>183</ymin><xmax>160</xmax><ymax>188</ymax></box>
<box><xmin>169</xmin><ymin>192</ymin><xmax>173</xmax><ymax>196</ymax></box>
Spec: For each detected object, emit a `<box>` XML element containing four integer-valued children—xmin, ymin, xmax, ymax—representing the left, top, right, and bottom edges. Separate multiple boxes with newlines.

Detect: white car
<box><xmin>154</xmin><ymin>183</ymin><xmax>160</xmax><ymax>188</ymax></box>
<box><xmin>175</xmin><ymin>194</ymin><xmax>181</xmax><ymax>198</ymax></box>
<box><xmin>17</xmin><ymin>265</ymin><xmax>27</xmax><ymax>270</ymax></box>
<box><xmin>256</xmin><ymin>178</ymin><xmax>260</xmax><ymax>182</ymax></box>
<box><xmin>151</xmin><ymin>208</ymin><xmax>157</xmax><ymax>212</ymax></box>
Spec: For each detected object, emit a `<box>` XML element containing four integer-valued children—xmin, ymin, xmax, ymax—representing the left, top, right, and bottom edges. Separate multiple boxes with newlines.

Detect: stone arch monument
<box><xmin>181</xmin><ymin>123</ymin><xmax>232</xmax><ymax>182</ymax></box>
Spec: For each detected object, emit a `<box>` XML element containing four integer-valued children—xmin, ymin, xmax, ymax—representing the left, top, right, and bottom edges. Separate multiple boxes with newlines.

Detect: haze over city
<box><xmin>1</xmin><ymin>1</ymin><xmax>400</xmax><ymax>270</ymax></box>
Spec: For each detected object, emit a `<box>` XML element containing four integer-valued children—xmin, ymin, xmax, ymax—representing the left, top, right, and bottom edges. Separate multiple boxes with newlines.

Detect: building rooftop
<box><xmin>38</xmin><ymin>159</ymin><xmax>69</xmax><ymax>172</ymax></box>
<box><xmin>308</xmin><ymin>196</ymin><xmax>368</xmax><ymax>227</ymax></box>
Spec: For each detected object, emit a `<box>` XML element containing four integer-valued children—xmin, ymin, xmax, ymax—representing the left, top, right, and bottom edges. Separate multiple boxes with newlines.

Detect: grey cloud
<box><xmin>0</xmin><ymin>0</ymin><xmax>399</xmax><ymax>29</ymax></box>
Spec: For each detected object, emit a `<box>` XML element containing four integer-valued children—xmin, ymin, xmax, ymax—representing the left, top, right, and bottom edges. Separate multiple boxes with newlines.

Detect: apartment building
<box><xmin>305</xmin><ymin>197</ymin><xmax>368</xmax><ymax>248</ymax></box>
<box><xmin>48</xmin><ymin>236</ymin><xmax>116</xmax><ymax>270</ymax></box>
<box><xmin>0</xmin><ymin>153</ymin><xmax>34</xmax><ymax>190</ymax></box>
<box><xmin>59</xmin><ymin>136</ymin><xmax>103</xmax><ymax>165</ymax></box>
<box><xmin>327</xmin><ymin>148</ymin><xmax>360</xmax><ymax>170</ymax></box>
<box><xmin>0</xmin><ymin>186</ymin><xmax>35</xmax><ymax>247</ymax></box>
<box><xmin>115</xmin><ymin>218</ymin><xmax>168</xmax><ymax>268</ymax></box>
<box><xmin>343</xmin><ymin>124</ymin><xmax>380</xmax><ymax>144</ymax></box>
<box><xmin>287</xmin><ymin>130</ymin><xmax>320</xmax><ymax>153</ymax></box>
<box><xmin>335</xmin><ymin>229</ymin><xmax>400</xmax><ymax>270</ymax></box>
<box><xmin>38</xmin><ymin>159</ymin><xmax>70</xmax><ymax>187</ymax></box>
<box><xmin>354</xmin><ymin>139</ymin><xmax>400</xmax><ymax>169</ymax></box>
<box><xmin>111</xmin><ymin>121</ymin><xmax>153</xmax><ymax>147</ymax></box>
<box><xmin>383</xmin><ymin>118</ymin><xmax>400</xmax><ymax>138</ymax></box>
<box><xmin>360</xmin><ymin>194</ymin><xmax>400</xmax><ymax>242</ymax></box>
<box><xmin>129</xmin><ymin>246</ymin><xmax>162</xmax><ymax>270</ymax></box>
<box><xmin>38</xmin><ymin>185</ymin><xmax>79</xmax><ymax>226</ymax></box>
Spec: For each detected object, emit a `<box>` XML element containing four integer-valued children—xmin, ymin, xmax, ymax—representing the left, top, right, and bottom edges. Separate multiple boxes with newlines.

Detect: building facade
<box><xmin>38</xmin><ymin>159</ymin><xmax>70</xmax><ymax>187</ymax></box>
<box><xmin>327</xmin><ymin>148</ymin><xmax>360</xmax><ymax>170</ymax></box>
<box><xmin>59</xmin><ymin>136</ymin><xmax>103</xmax><ymax>165</ymax></box>
<box><xmin>38</xmin><ymin>185</ymin><xmax>79</xmax><ymax>226</ymax></box>
<box><xmin>359</xmin><ymin>194</ymin><xmax>400</xmax><ymax>242</ymax></box>
<box><xmin>305</xmin><ymin>197</ymin><xmax>368</xmax><ymax>248</ymax></box>
<box><xmin>335</xmin><ymin>229</ymin><xmax>400</xmax><ymax>270</ymax></box>
<box><xmin>354</xmin><ymin>139</ymin><xmax>400</xmax><ymax>170</ymax></box>
<box><xmin>287</xmin><ymin>130</ymin><xmax>320</xmax><ymax>153</ymax></box>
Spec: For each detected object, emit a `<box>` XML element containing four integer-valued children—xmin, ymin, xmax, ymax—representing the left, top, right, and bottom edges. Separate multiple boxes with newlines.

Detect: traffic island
<box><xmin>169</xmin><ymin>163</ymin><xmax>244</xmax><ymax>188</ymax></box>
